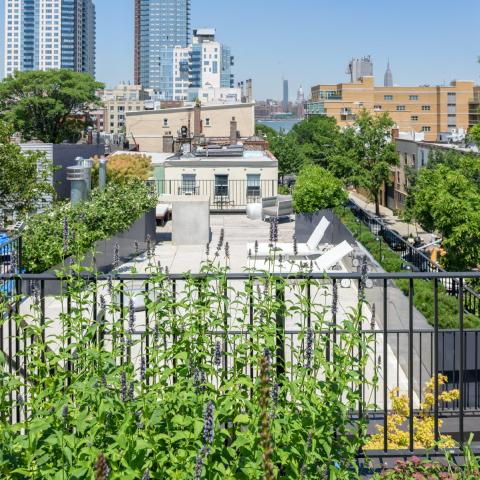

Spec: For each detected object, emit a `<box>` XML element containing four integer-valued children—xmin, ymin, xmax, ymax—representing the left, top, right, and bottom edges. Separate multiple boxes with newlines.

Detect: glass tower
<box><xmin>3</xmin><ymin>0</ymin><xmax>96</xmax><ymax>78</ymax></box>
<box><xmin>135</xmin><ymin>0</ymin><xmax>191</xmax><ymax>91</ymax></box>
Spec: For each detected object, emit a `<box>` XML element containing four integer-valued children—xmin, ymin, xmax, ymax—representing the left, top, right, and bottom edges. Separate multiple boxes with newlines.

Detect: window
<box><xmin>411</xmin><ymin>115</ymin><xmax>419</xmax><ymax>121</ymax></box>
<box><xmin>163</xmin><ymin>118</ymin><xmax>168</xmax><ymax>127</ymax></box>
<box><xmin>214</xmin><ymin>174</ymin><xmax>229</xmax><ymax>197</ymax></box>
<box><xmin>422</xmin><ymin>105</ymin><xmax>431</xmax><ymax>111</ymax></box>
<box><xmin>409</xmin><ymin>95</ymin><xmax>419</xmax><ymax>101</ymax></box>
<box><xmin>384</xmin><ymin>95</ymin><xmax>393</xmax><ymax>101</ymax></box>
<box><xmin>205</xmin><ymin>118</ymin><xmax>211</xmax><ymax>127</ymax></box>
<box><xmin>246</xmin><ymin>174</ymin><xmax>261</xmax><ymax>199</ymax></box>
<box><xmin>181</xmin><ymin>174</ymin><xmax>197</xmax><ymax>195</ymax></box>
<box><xmin>374</xmin><ymin>105</ymin><xmax>382</xmax><ymax>111</ymax></box>
<box><xmin>396</xmin><ymin>105</ymin><xmax>406</xmax><ymax>111</ymax></box>
<box><xmin>421</xmin><ymin>126</ymin><xmax>431</xmax><ymax>132</ymax></box>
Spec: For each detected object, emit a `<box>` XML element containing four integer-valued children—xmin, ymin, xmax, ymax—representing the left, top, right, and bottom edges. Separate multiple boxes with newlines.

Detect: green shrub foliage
<box><xmin>22</xmin><ymin>179</ymin><xmax>156</xmax><ymax>273</ymax></box>
<box><xmin>0</xmin><ymin>259</ymin><xmax>375</xmax><ymax>478</ymax></box>
<box><xmin>293</xmin><ymin>165</ymin><xmax>348</xmax><ymax>214</ymax></box>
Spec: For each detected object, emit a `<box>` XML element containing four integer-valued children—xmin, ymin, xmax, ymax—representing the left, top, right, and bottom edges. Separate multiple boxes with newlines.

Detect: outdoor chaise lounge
<box><xmin>247</xmin><ymin>216</ymin><xmax>331</xmax><ymax>258</ymax></box>
<box><xmin>313</xmin><ymin>240</ymin><xmax>353</xmax><ymax>272</ymax></box>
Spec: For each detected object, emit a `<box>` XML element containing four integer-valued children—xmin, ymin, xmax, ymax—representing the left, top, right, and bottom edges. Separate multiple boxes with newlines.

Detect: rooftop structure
<box><xmin>307</xmin><ymin>76</ymin><xmax>479</xmax><ymax>141</ymax></box>
<box><xmin>126</xmin><ymin>102</ymin><xmax>255</xmax><ymax>152</ymax></box>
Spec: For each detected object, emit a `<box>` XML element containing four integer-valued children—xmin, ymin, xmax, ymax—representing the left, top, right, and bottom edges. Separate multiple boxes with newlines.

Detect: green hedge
<box><xmin>293</xmin><ymin>165</ymin><xmax>347</xmax><ymax>213</ymax></box>
<box><xmin>335</xmin><ymin>207</ymin><xmax>479</xmax><ymax>329</ymax></box>
<box><xmin>23</xmin><ymin>180</ymin><xmax>157</xmax><ymax>273</ymax></box>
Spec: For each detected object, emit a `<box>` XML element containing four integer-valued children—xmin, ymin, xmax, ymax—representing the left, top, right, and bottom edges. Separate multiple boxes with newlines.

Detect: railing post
<box><xmin>408</xmin><ymin>278</ymin><xmax>414</xmax><ymax>452</ymax></box>
<box><xmin>434</xmin><ymin>278</ymin><xmax>440</xmax><ymax>451</ymax></box>
<box><xmin>459</xmin><ymin>278</ymin><xmax>464</xmax><ymax>448</ymax></box>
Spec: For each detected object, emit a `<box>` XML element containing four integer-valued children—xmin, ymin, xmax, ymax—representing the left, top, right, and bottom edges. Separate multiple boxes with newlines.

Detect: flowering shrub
<box><xmin>22</xmin><ymin>179</ymin><xmax>156</xmax><ymax>273</ymax></box>
<box><xmin>0</xmin><ymin>251</ymin><xmax>375</xmax><ymax>478</ymax></box>
<box><xmin>365</xmin><ymin>374</ymin><xmax>459</xmax><ymax>450</ymax></box>
<box><xmin>375</xmin><ymin>443</ymin><xmax>480</xmax><ymax>479</ymax></box>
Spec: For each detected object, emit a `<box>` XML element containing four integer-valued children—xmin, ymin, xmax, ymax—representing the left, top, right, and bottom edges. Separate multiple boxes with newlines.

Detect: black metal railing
<box><xmin>348</xmin><ymin>200</ymin><xmax>480</xmax><ymax>317</ymax></box>
<box><xmin>151</xmin><ymin>179</ymin><xmax>278</xmax><ymax>212</ymax></box>
<box><xmin>2</xmin><ymin>270</ymin><xmax>480</xmax><ymax>458</ymax></box>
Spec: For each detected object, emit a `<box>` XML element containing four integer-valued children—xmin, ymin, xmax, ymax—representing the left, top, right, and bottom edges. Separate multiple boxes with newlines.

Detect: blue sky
<box><xmin>2</xmin><ymin>0</ymin><xmax>480</xmax><ymax>100</ymax></box>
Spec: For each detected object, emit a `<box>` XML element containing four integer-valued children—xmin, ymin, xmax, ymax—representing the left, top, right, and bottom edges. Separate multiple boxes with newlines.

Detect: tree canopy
<box><xmin>0</xmin><ymin>70</ymin><xmax>103</xmax><ymax>143</ymax></box>
<box><xmin>406</xmin><ymin>151</ymin><xmax>480</xmax><ymax>270</ymax></box>
<box><xmin>0</xmin><ymin>121</ymin><xmax>54</xmax><ymax>225</ymax></box>
<box><xmin>292</xmin><ymin>164</ymin><xmax>347</xmax><ymax>214</ymax></box>
<box><xmin>351</xmin><ymin>110</ymin><xmax>399</xmax><ymax>215</ymax></box>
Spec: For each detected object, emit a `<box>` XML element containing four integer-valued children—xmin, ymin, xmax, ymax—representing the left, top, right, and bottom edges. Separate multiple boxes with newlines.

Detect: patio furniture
<box><xmin>246</xmin><ymin>203</ymin><xmax>262</xmax><ymax>220</ymax></box>
<box><xmin>247</xmin><ymin>216</ymin><xmax>331</xmax><ymax>258</ymax></box>
<box><xmin>261</xmin><ymin>195</ymin><xmax>293</xmax><ymax>221</ymax></box>
<box><xmin>314</xmin><ymin>240</ymin><xmax>353</xmax><ymax>272</ymax></box>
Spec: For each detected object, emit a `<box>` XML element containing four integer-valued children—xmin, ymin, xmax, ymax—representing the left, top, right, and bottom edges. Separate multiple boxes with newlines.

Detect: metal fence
<box><xmin>2</xmin><ymin>270</ymin><xmax>480</xmax><ymax>457</ymax></box>
<box><xmin>348</xmin><ymin>200</ymin><xmax>480</xmax><ymax>318</ymax></box>
<box><xmin>151</xmin><ymin>179</ymin><xmax>278</xmax><ymax>212</ymax></box>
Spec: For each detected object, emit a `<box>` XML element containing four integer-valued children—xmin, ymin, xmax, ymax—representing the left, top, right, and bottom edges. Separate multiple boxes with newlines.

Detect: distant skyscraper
<box><xmin>346</xmin><ymin>56</ymin><xmax>373</xmax><ymax>82</ymax></box>
<box><xmin>3</xmin><ymin>0</ymin><xmax>96</xmax><ymax>78</ymax></box>
<box><xmin>384</xmin><ymin>60</ymin><xmax>393</xmax><ymax>87</ymax></box>
<box><xmin>283</xmin><ymin>79</ymin><xmax>289</xmax><ymax>112</ymax></box>
<box><xmin>134</xmin><ymin>0</ymin><xmax>191</xmax><ymax>89</ymax></box>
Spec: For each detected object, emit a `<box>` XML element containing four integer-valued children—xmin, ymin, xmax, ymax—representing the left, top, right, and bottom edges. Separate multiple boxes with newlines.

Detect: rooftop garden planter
<box><xmin>21</xmin><ymin>179</ymin><xmax>157</xmax><ymax>295</ymax></box>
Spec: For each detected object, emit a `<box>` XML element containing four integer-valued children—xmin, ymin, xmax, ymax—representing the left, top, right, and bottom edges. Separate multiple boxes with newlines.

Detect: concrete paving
<box><xmin>349</xmin><ymin>191</ymin><xmax>435</xmax><ymax>243</ymax></box>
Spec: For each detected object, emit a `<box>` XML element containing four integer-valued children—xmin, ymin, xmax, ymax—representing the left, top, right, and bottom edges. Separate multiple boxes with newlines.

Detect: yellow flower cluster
<box><xmin>365</xmin><ymin>375</ymin><xmax>459</xmax><ymax>450</ymax></box>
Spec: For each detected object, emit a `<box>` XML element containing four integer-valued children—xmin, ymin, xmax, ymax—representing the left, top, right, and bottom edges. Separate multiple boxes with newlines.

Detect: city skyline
<box><xmin>1</xmin><ymin>0</ymin><xmax>479</xmax><ymax>99</ymax></box>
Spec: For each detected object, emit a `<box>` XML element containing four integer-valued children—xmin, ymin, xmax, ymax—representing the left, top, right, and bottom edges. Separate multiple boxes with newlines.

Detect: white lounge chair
<box><xmin>247</xmin><ymin>217</ymin><xmax>330</xmax><ymax>258</ymax></box>
<box><xmin>249</xmin><ymin>240</ymin><xmax>353</xmax><ymax>273</ymax></box>
<box><xmin>314</xmin><ymin>240</ymin><xmax>353</xmax><ymax>272</ymax></box>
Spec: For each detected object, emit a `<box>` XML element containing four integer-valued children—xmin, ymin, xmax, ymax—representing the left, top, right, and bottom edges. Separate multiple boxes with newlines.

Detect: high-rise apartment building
<box><xmin>283</xmin><ymin>79</ymin><xmax>289</xmax><ymax>112</ymax></box>
<box><xmin>307</xmin><ymin>76</ymin><xmax>479</xmax><ymax>141</ymax></box>
<box><xmin>3</xmin><ymin>0</ymin><xmax>96</xmax><ymax>78</ymax></box>
<box><xmin>134</xmin><ymin>0</ymin><xmax>191</xmax><ymax>90</ymax></box>
<box><xmin>346</xmin><ymin>56</ymin><xmax>373</xmax><ymax>83</ymax></box>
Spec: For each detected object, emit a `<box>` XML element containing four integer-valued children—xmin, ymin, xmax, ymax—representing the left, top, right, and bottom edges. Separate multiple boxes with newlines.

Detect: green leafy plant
<box><xmin>293</xmin><ymin>164</ymin><xmax>348</xmax><ymax>213</ymax></box>
<box><xmin>0</xmin><ymin>69</ymin><xmax>103</xmax><ymax>143</ymax></box>
<box><xmin>22</xmin><ymin>179</ymin><xmax>156</xmax><ymax>273</ymax></box>
<box><xmin>0</xmin><ymin>120</ymin><xmax>55</xmax><ymax>224</ymax></box>
<box><xmin>0</xmin><ymin>249</ymin><xmax>375</xmax><ymax>478</ymax></box>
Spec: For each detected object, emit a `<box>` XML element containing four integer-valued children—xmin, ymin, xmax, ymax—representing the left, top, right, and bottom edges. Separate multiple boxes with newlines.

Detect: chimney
<box><xmin>391</xmin><ymin>128</ymin><xmax>400</xmax><ymax>140</ymax></box>
<box><xmin>230</xmin><ymin>116</ymin><xmax>238</xmax><ymax>145</ymax></box>
<box><xmin>194</xmin><ymin>103</ymin><xmax>202</xmax><ymax>136</ymax></box>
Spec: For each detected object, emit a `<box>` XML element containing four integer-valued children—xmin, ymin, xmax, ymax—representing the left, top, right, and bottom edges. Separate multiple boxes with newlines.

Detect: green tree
<box><xmin>292</xmin><ymin>164</ymin><xmax>347</xmax><ymax>214</ymax></box>
<box><xmin>0</xmin><ymin>121</ymin><xmax>54</xmax><ymax>225</ymax></box>
<box><xmin>470</xmin><ymin>123</ymin><xmax>480</xmax><ymax>148</ymax></box>
<box><xmin>269</xmin><ymin>134</ymin><xmax>304</xmax><ymax>177</ymax></box>
<box><xmin>290</xmin><ymin>116</ymin><xmax>341</xmax><ymax>167</ymax></box>
<box><xmin>406</xmin><ymin>163</ymin><xmax>480</xmax><ymax>270</ymax></box>
<box><xmin>0</xmin><ymin>70</ymin><xmax>103</xmax><ymax>143</ymax></box>
<box><xmin>353</xmin><ymin>110</ymin><xmax>399</xmax><ymax>216</ymax></box>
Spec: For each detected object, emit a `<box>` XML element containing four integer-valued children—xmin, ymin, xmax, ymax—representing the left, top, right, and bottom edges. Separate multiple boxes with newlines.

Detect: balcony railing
<box><xmin>348</xmin><ymin>200</ymin><xmax>480</xmax><ymax>317</ymax></box>
<box><xmin>151</xmin><ymin>179</ymin><xmax>278</xmax><ymax>212</ymax></box>
<box><xmin>2</xmin><ymin>270</ymin><xmax>480</xmax><ymax>458</ymax></box>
